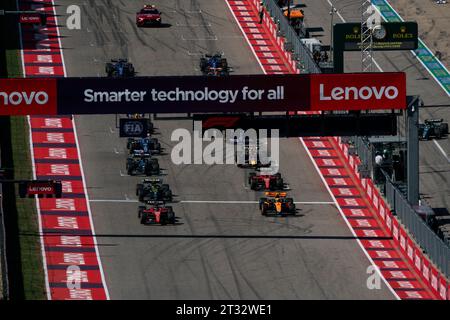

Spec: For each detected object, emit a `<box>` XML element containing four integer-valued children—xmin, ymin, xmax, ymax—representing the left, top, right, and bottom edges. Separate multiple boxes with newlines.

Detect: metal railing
<box><xmin>353</xmin><ymin>136</ymin><xmax>450</xmax><ymax>277</ymax></box>
<box><xmin>262</xmin><ymin>0</ymin><xmax>321</xmax><ymax>74</ymax></box>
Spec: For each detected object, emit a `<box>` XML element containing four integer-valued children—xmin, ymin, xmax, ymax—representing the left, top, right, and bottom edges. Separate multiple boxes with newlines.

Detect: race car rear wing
<box><xmin>265</xmin><ymin>192</ymin><xmax>287</xmax><ymax>197</ymax></box>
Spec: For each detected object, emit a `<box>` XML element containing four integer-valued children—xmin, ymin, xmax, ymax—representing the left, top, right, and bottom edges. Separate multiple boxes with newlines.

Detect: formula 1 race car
<box><xmin>136</xmin><ymin>178</ymin><xmax>173</xmax><ymax>202</ymax></box>
<box><xmin>126</xmin><ymin>153</ymin><xmax>160</xmax><ymax>176</ymax></box>
<box><xmin>259</xmin><ymin>192</ymin><xmax>296</xmax><ymax>216</ymax></box>
<box><xmin>248</xmin><ymin>172</ymin><xmax>284</xmax><ymax>191</ymax></box>
<box><xmin>136</xmin><ymin>5</ymin><xmax>162</xmax><ymax>27</ymax></box>
<box><xmin>127</xmin><ymin>137</ymin><xmax>161</xmax><ymax>155</ymax></box>
<box><xmin>199</xmin><ymin>53</ymin><xmax>230</xmax><ymax>76</ymax></box>
<box><xmin>236</xmin><ymin>145</ymin><xmax>271</xmax><ymax>169</ymax></box>
<box><xmin>138</xmin><ymin>201</ymin><xmax>176</xmax><ymax>225</ymax></box>
<box><xmin>418</xmin><ymin>119</ymin><xmax>449</xmax><ymax>140</ymax></box>
<box><xmin>105</xmin><ymin>59</ymin><xmax>135</xmax><ymax>78</ymax></box>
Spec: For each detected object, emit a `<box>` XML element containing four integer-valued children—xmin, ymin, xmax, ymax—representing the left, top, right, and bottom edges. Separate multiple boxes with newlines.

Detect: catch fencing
<box><xmin>353</xmin><ymin>136</ymin><xmax>450</xmax><ymax>277</ymax></box>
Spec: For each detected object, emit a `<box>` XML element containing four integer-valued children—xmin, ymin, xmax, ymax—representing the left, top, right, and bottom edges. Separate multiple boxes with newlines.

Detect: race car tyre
<box><xmin>147</xmin><ymin>121</ymin><xmax>154</xmax><ymax>133</ymax></box>
<box><xmin>105</xmin><ymin>63</ymin><xmax>113</xmax><ymax>75</ymax></box>
<box><xmin>259</xmin><ymin>198</ymin><xmax>267</xmax><ymax>210</ymax></box>
<box><xmin>286</xmin><ymin>198</ymin><xmax>295</xmax><ymax>213</ymax></box>
<box><xmin>261</xmin><ymin>205</ymin><xmax>267</xmax><ymax>216</ymax></box>
<box><xmin>163</xmin><ymin>190</ymin><xmax>172</xmax><ymax>202</ymax></box>
<box><xmin>140</xmin><ymin>213</ymin><xmax>148</xmax><ymax>225</ymax></box>
<box><xmin>251</xmin><ymin>181</ymin><xmax>258</xmax><ymax>190</ymax></box>
<box><xmin>435</xmin><ymin>126</ymin><xmax>442</xmax><ymax>139</ymax></box>
<box><xmin>138</xmin><ymin>206</ymin><xmax>146</xmax><ymax>218</ymax></box>
<box><xmin>200</xmin><ymin>58</ymin><xmax>207</xmax><ymax>72</ymax></box>
<box><xmin>136</xmin><ymin>184</ymin><xmax>143</xmax><ymax>196</ymax></box>
<box><xmin>248</xmin><ymin>172</ymin><xmax>256</xmax><ymax>185</ymax></box>
<box><xmin>276</xmin><ymin>178</ymin><xmax>284</xmax><ymax>190</ymax></box>
<box><xmin>167</xmin><ymin>207</ymin><xmax>175</xmax><ymax>224</ymax></box>
<box><xmin>442</xmin><ymin>123</ymin><xmax>449</xmax><ymax>135</ymax></box>
<box><xmin>221</xmin><ymin>58</ymin><xmax>228</xmax><ymax>70</ymax></box>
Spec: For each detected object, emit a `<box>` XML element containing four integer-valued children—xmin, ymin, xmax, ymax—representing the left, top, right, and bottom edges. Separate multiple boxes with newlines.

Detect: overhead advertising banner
<box><xmin>334</xmin><ymin>22</ymin><xmax>418</xmax><ymax>51</ymax></box>
<box><xmin>0</xmin><ymin>73</ymin><xmax>406</xmax><ymax>115</ymax></box>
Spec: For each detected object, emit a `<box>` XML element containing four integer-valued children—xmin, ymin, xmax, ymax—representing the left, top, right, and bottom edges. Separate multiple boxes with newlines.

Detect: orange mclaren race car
<box><xmin>259</xmin><ymin>192</ymin><xmax>296</xmax><ymax>216</ymax></box>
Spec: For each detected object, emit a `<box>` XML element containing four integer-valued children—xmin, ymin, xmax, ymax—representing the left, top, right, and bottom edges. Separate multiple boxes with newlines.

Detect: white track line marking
<box><xmin>176</xmin><ymin>22</ymin><xmax>211</xmax><ymax>27</ymax></box>
<box><xmin>89</xmin><ymin>199</ymin><xmax>335</xmax><ymax>205</ymax></box>
<box><xmin>433</xmin><ymin>140</ymin><xmax>450</xmax><ymax>163</ymax></box>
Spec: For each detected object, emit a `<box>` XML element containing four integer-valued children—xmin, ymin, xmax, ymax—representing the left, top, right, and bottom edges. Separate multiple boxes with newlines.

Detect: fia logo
<box><xmin>124</xmin><ymin>121</ymin><xmax>144</xmax><ymax>135</ymax></box>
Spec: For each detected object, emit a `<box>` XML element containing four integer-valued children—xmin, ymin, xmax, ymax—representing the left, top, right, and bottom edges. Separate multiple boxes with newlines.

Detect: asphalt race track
<box><xmin>302</xmin><ymin>0</ymin><xmax>450</xmax><ymax>211</ymax></box>
<box><xmin>54</xmin><ymin>0</ymin><xmax>394</xmax><ymax>299</ymax></box>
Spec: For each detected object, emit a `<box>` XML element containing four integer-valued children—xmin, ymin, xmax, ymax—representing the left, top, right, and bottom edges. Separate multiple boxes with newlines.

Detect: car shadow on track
<box><xmin>138</xmin><ymin>23</ymin><xmax>172</xmax><ymax>28</ymax></box>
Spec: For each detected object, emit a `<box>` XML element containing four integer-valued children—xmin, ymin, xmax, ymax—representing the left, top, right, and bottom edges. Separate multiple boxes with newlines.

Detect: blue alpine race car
<box><xmin>200</xmin><ymin>53</ymin><xmax>230</xmax><ymax>76</ymax></box>
<box><xmin>106</xmin><ymin>58</ymin><xmax>136</xmax><ymax>78</ymax></box>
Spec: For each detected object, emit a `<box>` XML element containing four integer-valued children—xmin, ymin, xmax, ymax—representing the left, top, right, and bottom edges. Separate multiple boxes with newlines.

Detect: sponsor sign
<box><xmin>0</xmin><ymin>78</ymin><xmax>57</xmax><ymax>115</ymax></box>
<box><xmin>19</xmin><ymin>180</ymin><xmax>62</xmax><ymax>198</ymax></box>
<box><xmin>27</xmin><ymin>181</ymin><xmax>56</xmax><ymax>195</ymax></box>
<box><xmin>19</xmin><ymin>13</ymin><xmax>42</xmax><ymax>24</ymax></box>
<box><xmin>310</xmin><ymin>73</ymin><xmax>406</xmax><ymax>111</ymax></box>
<box><xmin>335</xmin><ymin>22</ymin><xmax>418</xmax><ymax>51</ymax></box>
<box><xmin>119</xmin><ymin>118</ymin><xmax>149</xmax><ymax>138</ymax></box>
<box><xmin>0</xmin><ymin>73</ymin><xmax>406</xmax><ymax>115</ymax></box>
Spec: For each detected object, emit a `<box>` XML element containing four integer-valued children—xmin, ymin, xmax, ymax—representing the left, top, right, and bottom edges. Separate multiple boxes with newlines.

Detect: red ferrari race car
<box><xmin>248</xmin><ymin>172</ymin><xmax>285</xmax><ymax>191</ymax></box>
<box><xmin>136</xmin><ymin>5</ymin><xmax>162</xmax><ymax>27</ymax></box>
<box><xmin>138</xmin><ymin>201</ymin><xmax>176</xmax><ymax>225</ymax></box>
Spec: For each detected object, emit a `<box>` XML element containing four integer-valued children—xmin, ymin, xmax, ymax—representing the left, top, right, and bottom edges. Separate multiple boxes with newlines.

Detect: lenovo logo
<box><xmin>0</xmin><ymin>91</ymin><xmax>49</xmax><ymax>106</ymax></box>
<box><xmin>0</xmin><ymin>79</ymin><xmax>57</xmax><ymax>116</ymax></box>
<box><xmin>319</xmin><ymin>84</ymin><xmax>399</xmax><ymax>101</ymax></box>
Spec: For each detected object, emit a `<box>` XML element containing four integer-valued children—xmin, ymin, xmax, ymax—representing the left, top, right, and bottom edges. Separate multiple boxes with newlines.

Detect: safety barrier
<box><xmin>257</xmin><ymin>0</ymin><xmax>321</xmax><ymax>74</ymax></box>
<box><xmin>337</xmin><ymin>136</ymin><xmax>449</xmax><ymax>298</ymax></box>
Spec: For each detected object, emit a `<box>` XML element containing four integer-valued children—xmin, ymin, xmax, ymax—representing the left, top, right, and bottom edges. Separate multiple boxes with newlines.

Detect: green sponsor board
<box><xmin>334</xmin><ymin>22</ymin><xmax>418</xmax><ymax>51</ymax></box>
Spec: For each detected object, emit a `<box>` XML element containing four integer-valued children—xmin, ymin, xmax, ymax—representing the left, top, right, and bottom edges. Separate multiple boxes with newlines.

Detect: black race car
<box><xmin>236</xmin><ymin>145</ymin><xmax>271</xmax><ymax>169</ymax></box>
<box><xmin>127</xmin><ymin>137</ymin><xmax>161</xmax><ymax>155</ymax></box>
<box><xmin>126</xmin><ymin>152</ymin><xmax>160</xmax><ymax>176</ymax></box>
<box><xmin>106</xmin><ymin>58</ymin><xmax>135</xmax><ymax>78</ymax></box>
<box><xmin>138</xmin><ymin>201</ymin><xmax>176</xmax><ymax>225</ymax></box>
<box><xmin>200</xmin><ymin>53</ymin><xmax>230</xmax><ymax>76</ymax></box>
<box><xmin>136</xmin><ymin>178</ymin><xmax>172</xmax><ymax>202</ymax></box>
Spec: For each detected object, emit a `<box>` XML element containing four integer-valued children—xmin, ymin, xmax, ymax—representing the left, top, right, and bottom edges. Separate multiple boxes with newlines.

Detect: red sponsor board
<box><xmin>310</xmin><ymin>72</ymin><xmax>406</xmax><ymax>111</ymax></box>
<box><xmin>0</xmin><ymin>78</ymin><xmax>57</xmax><ymax>115</ymax></box>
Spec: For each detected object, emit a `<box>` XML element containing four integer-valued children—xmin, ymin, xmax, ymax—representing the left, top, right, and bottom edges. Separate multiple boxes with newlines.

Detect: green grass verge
<box><xmin>9</xmin><ymin>117</ymin><xmax>47</xmax><ymax>300</ymax></box>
